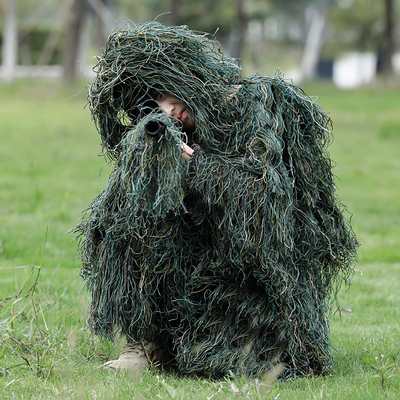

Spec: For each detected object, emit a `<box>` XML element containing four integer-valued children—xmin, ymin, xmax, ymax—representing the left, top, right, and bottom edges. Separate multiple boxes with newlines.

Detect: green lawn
<box><xmin>0</xmin><ymin>79</ymin><xmax>399</xmax><ymax>399</ymax></box>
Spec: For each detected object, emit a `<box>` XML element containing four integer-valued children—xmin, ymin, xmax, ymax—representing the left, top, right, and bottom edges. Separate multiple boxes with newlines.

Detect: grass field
<box><xmin>0</xmin><ymin>78</ymin><xmax>399</xmax><ymax>399</ymax></box>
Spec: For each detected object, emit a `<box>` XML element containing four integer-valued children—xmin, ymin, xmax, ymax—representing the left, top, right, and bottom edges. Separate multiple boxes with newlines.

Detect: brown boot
<box><xmin>103</xmin><ymin>341</ymin><xmax>155</xmax><ymax>371</ymax></box>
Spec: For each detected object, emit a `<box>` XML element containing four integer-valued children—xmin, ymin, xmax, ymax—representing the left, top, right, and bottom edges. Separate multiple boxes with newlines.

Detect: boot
<box><xmin>103</xmin><ymin>341</ymin><xmax>155</xmax><ymax>371</ymax></box>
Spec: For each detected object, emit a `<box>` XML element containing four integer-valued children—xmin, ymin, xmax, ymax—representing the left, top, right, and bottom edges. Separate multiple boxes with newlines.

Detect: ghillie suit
<box><xmin>75</xmin><ymin>22</ymin><xmax>358</xmax><ymax>379</ymax></box>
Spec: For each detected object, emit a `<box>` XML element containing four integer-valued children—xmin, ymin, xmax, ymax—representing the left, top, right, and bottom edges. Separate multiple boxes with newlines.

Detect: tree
<box><xmin>328</xmin><ymin>0</ymin><xmax>397</xmax><ymax>74</ymax></box>
<box><xmin>328</xmin><ymin>0</ymin><xmax>385</xmax><ymax>52</ymax></box>
<box><xmin>37</xmin><ymin>0</ymin><xmax>75</xmax><ymax>65</ymax></box>
<box><xmin>235</xmin><ymin>0</ymin><xmax>246</xmax><ymax>62</ymax></box>
<box><xmin>115</xmin><ymin>0</ymin><xmax>267</xmax><ymax>58</ymax></box>
<box><xmin>168</xmin><ymin>0</ymin><xmax>180</xmax><ymax>26</ymax></box>
<box><xmin>380</xmin><ymin>0</ymin><xmax>395</xmax><ymax>74</ymax></box>
<box><xmin>2</xmin><ymin>0</ymin><xmax>18</xmax><ymax>83</ymax></box>
<box><xmin>62</xmin><ymin>0</ymin><xmax>87</xmax><ymax>84</ymax></box>
<box><xmin>297</xmin><ymin>0</ymin><xmax>331</xmax><ymax>81</ymax></box>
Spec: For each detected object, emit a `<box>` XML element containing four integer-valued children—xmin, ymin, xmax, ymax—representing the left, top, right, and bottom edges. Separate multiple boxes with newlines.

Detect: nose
<box><xmin>156</xmin><ymin>97</ymin><xmax>175</xmax><ymax>116</ymax></box>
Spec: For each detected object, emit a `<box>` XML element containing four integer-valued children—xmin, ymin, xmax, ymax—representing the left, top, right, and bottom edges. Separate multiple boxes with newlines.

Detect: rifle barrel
<box><xmin>145</xmin><ymin>119</ymin><xmax>166</xmax><ymax>137</ymax></box>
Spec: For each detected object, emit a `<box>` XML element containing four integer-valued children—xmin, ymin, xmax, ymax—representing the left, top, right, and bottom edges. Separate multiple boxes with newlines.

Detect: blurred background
<box><xmin>0</xmin><ymin>3</ymin><xmax>399</xmax><ymax>396</ymax></box>
<box><xmin>1</xmin><ymin>0</ymin><xmax>399</xmax><ymax>88</ymax></box>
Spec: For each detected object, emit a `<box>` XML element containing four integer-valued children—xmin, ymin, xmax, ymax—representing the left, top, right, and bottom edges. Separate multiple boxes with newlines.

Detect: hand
<box><xmin>181</xmin><ymin>142</ymin><xmax>194</xmax><ymax>162</ymax></box>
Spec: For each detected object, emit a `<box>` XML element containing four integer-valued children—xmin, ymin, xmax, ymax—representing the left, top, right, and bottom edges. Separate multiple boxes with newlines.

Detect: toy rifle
<box><xmin>140</xmin><ymin>102</ymin><xmax>190</xmax><ymax>214</ymax></box>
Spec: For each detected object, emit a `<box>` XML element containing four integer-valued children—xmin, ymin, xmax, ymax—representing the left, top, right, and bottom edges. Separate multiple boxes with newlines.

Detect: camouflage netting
<box><xmin>74</xmin><ymin>21</ymin><xmax>358</xmax><ymax>379</ymax></box>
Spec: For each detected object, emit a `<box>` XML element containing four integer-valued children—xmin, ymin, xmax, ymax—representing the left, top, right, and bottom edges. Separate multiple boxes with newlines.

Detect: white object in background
<box><xmin>392</xmin><ymin>53</ymin><xmax>400</xmax><ymax>74</ymax></box>
<box><xmin>333</xmin><ymin>52</ymin><xmax>377</xmax><ymax>89</ymax></box>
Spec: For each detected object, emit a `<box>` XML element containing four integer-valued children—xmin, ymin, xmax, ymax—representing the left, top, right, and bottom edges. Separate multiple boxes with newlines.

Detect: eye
<box><xmin>155</xmin><ymin>93</ymin><xmax>163</xmax><ymax>101</ymax></box>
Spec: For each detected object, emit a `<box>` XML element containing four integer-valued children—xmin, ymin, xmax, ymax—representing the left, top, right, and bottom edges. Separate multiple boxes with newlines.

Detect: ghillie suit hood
<box><xmin>75</xmin><ymin>22</ymin><xmax>358</xmax><ymax>379</ymax></box>
<box><xmin>89</xmin><ymin>22</ymin><xmax>243</xmax><ymax>158</ymax></box>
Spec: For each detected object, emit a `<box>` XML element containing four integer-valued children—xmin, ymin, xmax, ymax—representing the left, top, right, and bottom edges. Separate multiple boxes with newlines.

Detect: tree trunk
<box><xmin>168</xmin><ymin>0</ymin><xmax>180</xmax><ymax>26</ymax></box>
<box><xmin>2</xmin><ymin>0</ymin><xmax>18</xmax><ymax>83</ymax></box>
<box><xmin>297</xmin><ymin>0</ymin><xmax>329</xmax><ymax>82</ymax></box>
<box><xmin>380</xmin><ymin>0</ymin><xmax>395</xmax><ymax>74</ymax></box>
<box><xmin>62</xmin><ymin>0</ymin><xmax>87</xmax><ymax>84</ymax></box>
<box><xmin>38</xmin><ymin>0</ymin><xmax>74</xmax><ymax>66</ymax></box>
<box><xmin>235</xmin><ymin>0</ymin><xmax>246</xmax><ymax>64</ymax></box>
<box><xmin>87</xmin><ymin>0</ymin><xmax>113</xmax><ymax>49</ymax></box>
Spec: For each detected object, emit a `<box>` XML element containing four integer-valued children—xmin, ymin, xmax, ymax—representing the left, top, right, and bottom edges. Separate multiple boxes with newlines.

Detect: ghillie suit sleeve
<box><xmin>74</xmin><ymin>22</ymin><xmax>358</xmax><ymax>379</ymax></box>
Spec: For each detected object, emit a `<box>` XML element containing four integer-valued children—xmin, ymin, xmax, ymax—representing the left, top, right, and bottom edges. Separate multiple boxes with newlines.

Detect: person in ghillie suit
<box><xmin>74</xmin><ymin>21</ymin><xmax>358</xmax><ymax>380</ymax></box>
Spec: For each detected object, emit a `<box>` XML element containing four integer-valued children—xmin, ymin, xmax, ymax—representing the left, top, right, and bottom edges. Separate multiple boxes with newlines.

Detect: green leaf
<box><xmin>0</xmin><ymin>344</ymin><xmax>7</xmax><ymax>359</ymax></box>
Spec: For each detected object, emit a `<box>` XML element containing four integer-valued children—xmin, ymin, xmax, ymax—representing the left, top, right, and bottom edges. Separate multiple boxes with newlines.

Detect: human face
<box><xmin>155</xmin><ymin>93</ymin><xmax>195</xmax><ymax>129</ymax></box>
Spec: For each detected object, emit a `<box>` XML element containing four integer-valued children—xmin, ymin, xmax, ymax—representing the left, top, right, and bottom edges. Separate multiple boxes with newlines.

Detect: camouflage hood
<box><xmin>87</xmin><ymin>21</ymin><xmax>243</xmax><ymax>157</ymax></box>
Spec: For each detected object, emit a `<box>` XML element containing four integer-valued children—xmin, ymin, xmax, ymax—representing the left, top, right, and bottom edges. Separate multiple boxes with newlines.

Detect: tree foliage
<box><xmin>328</xmin><ymin>0</ymin><xmax>386</xmax><ymax>52</ymax></box>
<box><xmin>116</xmin><ymin>0</ymin><xmax>270</xmax><ymax>36</ymax></box>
